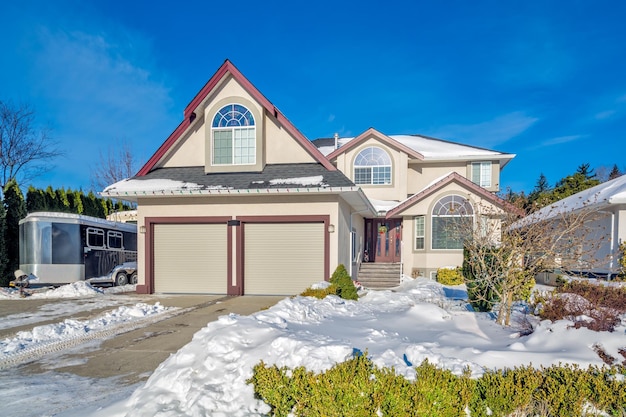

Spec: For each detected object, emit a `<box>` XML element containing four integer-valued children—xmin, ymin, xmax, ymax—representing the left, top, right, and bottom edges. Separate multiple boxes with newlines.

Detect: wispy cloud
<box><xmin>592</xmin><ymin>93</ymin><xmax>626</xmax><ymax>121</ymax></box>
<box><xmin>26</xmin><ymin>26</ymin><xmax>176</xmax><ymax>188</ymax></box>
<box><xmin>538</xmin><ymin>134</ymin><xmax>585</xmax><ymax>147</ymax></box>
<box><xmin>428</xmin><ymin>111</ymin><xmax>539</xmax><ymax>149</ymax></box>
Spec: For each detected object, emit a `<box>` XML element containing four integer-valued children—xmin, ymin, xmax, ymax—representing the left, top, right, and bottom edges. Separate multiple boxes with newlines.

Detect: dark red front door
<box><xmin>367</xmin><ymin>219</ymin><xmax>401</xmax><ymax>263</ymax></box>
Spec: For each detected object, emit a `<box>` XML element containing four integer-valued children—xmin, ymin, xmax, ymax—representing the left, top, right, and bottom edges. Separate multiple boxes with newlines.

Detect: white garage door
<box><xmin>153</xmin><ymin>223</ymin><xmax>227</xmax><ymax>294</ymax></box>
<box><xmin>244</xmin><ymin>222</ymin><xmax>324</xmax><ymax>295</ymax></box>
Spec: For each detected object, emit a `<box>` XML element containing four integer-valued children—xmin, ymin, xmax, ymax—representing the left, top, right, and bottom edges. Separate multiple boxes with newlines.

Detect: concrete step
<box><xmin>357</xmin><ymin>263</ymin><xmax>402</xmax><ymax>289</ymax></box>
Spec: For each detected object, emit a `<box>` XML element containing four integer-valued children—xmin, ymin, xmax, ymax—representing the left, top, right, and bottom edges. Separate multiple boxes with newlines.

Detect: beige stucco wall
<box><xmin>134</xmin><ymin>194</ymin><xmax>350</xmax><ymax>287</ymax></box>
<box><xmin>406</xmin><ymin>161</ymin><xmax>466</xmax><ymax>195</ymax></box>
<box><xmin>399</xmin><ymin>182</ymin><xmax>506</xmax><ymax>278</ymax></box>
<box><xmin>335</xmin><ymin>138</ymin><xmax>408</xmax><ymax>202</ymax></box>
<box><xmin>159</xmin><ymin>117</ymin><xmax>206</xmax><ymax>168</ymax></box>
<box><xmin>158</xmin><ymin>75</ymin><xmax>315</xmax><ymax>172</ymax></box>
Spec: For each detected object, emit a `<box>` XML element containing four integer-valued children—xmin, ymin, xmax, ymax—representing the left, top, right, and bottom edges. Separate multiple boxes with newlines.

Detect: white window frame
<box><xmin>414</xmin><ymin>215</ymin><xmax>425</xmax><ymax>250</ymax></box>
<box><xmin>107</xmin><ymin>231</ymin><xmax>123</xmax><ymax>250</ymax></box>
<box><xmin>353</xmin><ymin>146</ymin><xmax>392</xmax><ymax>185</ymax></box>
<box><xmin>86</xmin><ymin>227</ymin><xmax>105</xmax><ymax>249</ymax></box>
<box><xmin>471</xmin><ymin>161</ymin><xmax>492</xmax><ymax>187</ymax></box>
<box><xmin>431</xmin><ymin>195</ymin><xmax>474</xmax><ymax>250</ymax></box>
<box><xmin>211</xmin><ymin>104</ymin><xmax>256</xmax><ymax>166</ymax></box>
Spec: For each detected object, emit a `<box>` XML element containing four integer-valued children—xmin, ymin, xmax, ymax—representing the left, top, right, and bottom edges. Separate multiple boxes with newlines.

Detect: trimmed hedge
<box><xmin>249</xmin><ymin>355</ymin><xmax>626</xmax><ymax>416</ymax></box>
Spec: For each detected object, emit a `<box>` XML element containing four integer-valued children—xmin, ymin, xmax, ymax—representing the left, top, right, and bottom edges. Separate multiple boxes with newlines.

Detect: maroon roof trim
<box><xmin>326</xmin><ymin>128</ymin><xmax>425</xmax><ymax>161</ymax></box>
<box><xmin>385</xmin><ymin>172</ymin><xmax>523</xmax><ymax>218</ymax></box>
<box><xmin>137</xmin><ymin>60</ymin><xmax>335</xmax><ymax>177</ymax></box>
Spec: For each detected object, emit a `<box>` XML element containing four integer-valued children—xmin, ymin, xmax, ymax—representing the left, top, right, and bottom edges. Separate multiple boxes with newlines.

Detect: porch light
<box><xmin>328</xmin><ymin>224</ymin><xmax>335</xmax><ymax>233</ymax></box>
<box><xmin>139</xmin><ymin>225</ymin><xmax>146</xmax><ymax>234</ymax></box>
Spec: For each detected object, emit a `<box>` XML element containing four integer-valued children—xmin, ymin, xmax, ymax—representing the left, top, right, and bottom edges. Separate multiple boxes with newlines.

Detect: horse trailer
<box><xmin>18</xmin><ymin>211</ymin><xmax>138</xmax><ymax>286</ymax></box>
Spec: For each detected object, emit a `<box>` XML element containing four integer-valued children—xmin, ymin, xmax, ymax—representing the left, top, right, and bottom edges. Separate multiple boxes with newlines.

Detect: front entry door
<box><xmin>371</xmin><ymin>219</ymin><xmax>402</xmax><ymax>262</ymax></box>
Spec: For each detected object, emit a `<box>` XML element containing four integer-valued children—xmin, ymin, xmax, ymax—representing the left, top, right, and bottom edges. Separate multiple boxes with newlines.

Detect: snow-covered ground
<box><xmin>0</xmin><ymin>279</ymin><xmax>625</xmax><ymax>416</ymax></box>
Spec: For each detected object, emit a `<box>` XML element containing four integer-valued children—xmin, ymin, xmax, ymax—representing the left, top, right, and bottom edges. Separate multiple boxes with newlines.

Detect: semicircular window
<box><xmin>431</xmin><ymin>195</ymin><xmax>474</xmax><ymax>249</ymax></box>
<box><xmin>211</xmin><ymin>104</ymin><xmax>255</xmax><ymax>165</ymax></box>
<box><xmin>353</xmin><ymin>147</ymin><xmax>392</xmax><ymax>185</ymax></box>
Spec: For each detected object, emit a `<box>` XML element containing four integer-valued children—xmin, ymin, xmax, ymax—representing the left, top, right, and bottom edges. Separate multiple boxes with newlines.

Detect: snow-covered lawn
<box><xmin>0</xmin><ymin>278</ymin><xmax>625</xmax><ymax>416</ymax></box>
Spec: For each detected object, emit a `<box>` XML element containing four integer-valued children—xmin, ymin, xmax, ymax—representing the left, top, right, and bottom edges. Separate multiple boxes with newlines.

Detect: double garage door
<box><xmin>153</xmin><ymin>222</ymin><xmax>325</xmax><ymax>295</ymax></box>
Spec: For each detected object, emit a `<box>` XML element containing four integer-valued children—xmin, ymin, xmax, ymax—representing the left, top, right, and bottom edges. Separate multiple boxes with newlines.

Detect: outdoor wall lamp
<box><xmin>328</xmin><ymin>224</ymin><xmax>335</xmax><ymax>233</ymax></box>
<box><xmin>139</xmin><ymin>225</ymin><xmax>146</xmax><ymax>234</ymax></box>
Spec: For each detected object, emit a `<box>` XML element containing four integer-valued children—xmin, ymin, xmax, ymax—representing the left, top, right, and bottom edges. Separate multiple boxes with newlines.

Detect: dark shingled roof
<box><xmin>135</xmin><ymin>163</ymin><xmax>355</xmax><ymax>190</ymax></box>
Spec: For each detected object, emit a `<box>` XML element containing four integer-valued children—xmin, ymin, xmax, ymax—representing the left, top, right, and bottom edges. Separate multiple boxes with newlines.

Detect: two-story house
<box><xmin>102</xmin><ymin>60</ymin><xmax>516</xmax><ymax>295</ymax></box>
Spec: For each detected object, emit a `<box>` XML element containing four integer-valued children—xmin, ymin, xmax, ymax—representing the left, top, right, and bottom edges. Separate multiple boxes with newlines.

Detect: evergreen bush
<box><xmin>436</xmin><ymin>266</ymin><xmax>464</xmax><ymax>286</ymax></box>
<box><xmin>249</xmin><ymin>358</ymin><xmax>626</xmax><ymax>417</ymax></box>
<box><xmin>330</xmin><ymin>264</ymin><xmax>358</xmax><ymax>301</ymax></box>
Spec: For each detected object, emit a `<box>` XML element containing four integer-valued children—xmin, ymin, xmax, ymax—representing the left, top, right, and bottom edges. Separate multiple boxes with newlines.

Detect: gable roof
<box><xmin>315</xmin><ymin>132</ymin><xmax>515</xmax><ymax>167</ymax></box>
<box><xmin>137</xmin><ymin>60</ymin><xmax>335</xmax><ymax>176</ymax></box>
<box><xmin>385</xmin><ymin>172</ymin><xmax>523</xmax><ymax>218</ymax></box>
<box><xmin>325</xmin><ymin>128</ymin><xmax>425</xmax><ymax>161</ymax></box>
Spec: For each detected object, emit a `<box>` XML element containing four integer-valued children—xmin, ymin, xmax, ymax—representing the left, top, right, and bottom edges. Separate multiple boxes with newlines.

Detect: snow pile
<box><xmin>108</xmin><ymin>278</ymin><xmax>625</xmax><ymax>417</ymax></box>
<box><xmin>1</xmin><ymin>302</ymin><xmax>173</xmax><ymax>358</ymax></box>
<box><xmin>0</xmin><ymin>281</ymin><xmax>135</xmax><ymax>300</ymax></box>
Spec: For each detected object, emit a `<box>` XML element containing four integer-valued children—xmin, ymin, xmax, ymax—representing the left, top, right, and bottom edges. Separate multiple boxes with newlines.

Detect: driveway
<box><xmin>0</xmin><ymin>293</ymin><xmax>284</xmax><ymax>384</ymax></box>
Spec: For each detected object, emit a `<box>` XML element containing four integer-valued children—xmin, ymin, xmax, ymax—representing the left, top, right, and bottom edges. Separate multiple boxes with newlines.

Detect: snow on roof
<box><xmin>317</xmin><ymin>134</ymin><xmax>513</xmax><ymax>161</ymax></box>
<box><xmin>514</xmin><ymin>174</ymin><xmax>626</xmax><ymax>227</ymax></box>
<box><xmin>268</xmin><ymin>175</ymin><xmax>325</xmax><ymax>187</ymax></box>
<box><xmin>104</xmin><ymin>178</ymin><xmax>216</xmax><ymax>193</ymax></box>
<box><xmin>369</xmin><ymin>198</ymin><xmax>401</xmax><ymax>213</ymax></box>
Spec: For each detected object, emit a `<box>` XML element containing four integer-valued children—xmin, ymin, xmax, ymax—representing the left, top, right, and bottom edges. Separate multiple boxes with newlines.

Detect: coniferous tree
<box><xmin>26</xmin><ymin>186</ymin><xmax>46</xmax><ymax>213</ymax></box>
<box><xmin>55</xmin><ymin>188</ymin><xmax>71</xmax><ymax>212</ymax></box>
<box><xmin>576</xmin><ymin>163</ymin><xmax>596</xmax><ymax>180</ymax></box>
<box><xmin>526</xmin><ymin>173</ymin><xmax>552</xmax><ymax>211</ymax></box>
<box><xmin>45</xmin><ymin>185</ymin><xmax>57</xmax><ymax>211</ymax></box>
<box><xmin>4</xmin><ymin>179</ymin><xmax>27</xmax><ymax>276</ymax></box>
<box><xmin>608</xmin><ymin>164</ymin><xmax>622</xmax><ymax>181</ymax></box>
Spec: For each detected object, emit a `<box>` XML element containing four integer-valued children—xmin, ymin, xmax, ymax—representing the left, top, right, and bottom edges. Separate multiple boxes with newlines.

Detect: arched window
<box><xmin>211</xmin><ymin>104</ymin><xmax>255</xmax><ymax>165</ymax></box>
<box><xmin>353</xmin><ymin>147</ymin><xmax>392</xmax><ymax>185</ymax></box>
<box><xmin>431</xmin><ymin>195</ymin><xmax>473</xmax><ymax>249</ymax></box>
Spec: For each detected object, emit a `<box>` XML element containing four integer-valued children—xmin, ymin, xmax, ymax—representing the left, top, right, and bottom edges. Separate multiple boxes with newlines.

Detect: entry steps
<box><xmin>357</xmin><ymin>262</ymin><xmax>402</xmax><ymax>289</ymax></box>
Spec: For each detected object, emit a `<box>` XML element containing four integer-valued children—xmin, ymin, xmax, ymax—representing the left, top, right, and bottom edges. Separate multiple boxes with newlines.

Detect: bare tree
<box><xmin>460</xmin><ymin>199</ymin><xmax>609</xmax><ymax>326</ymax></box>
<box><xmin>91</xmin><ymin>140</ymin><xmax>137</xmax><ymax>192</ymax></box>
<box><xmin>0</xmin><ymin>100</ymin><xmax>62</xmax><ymax>189</ymax></box>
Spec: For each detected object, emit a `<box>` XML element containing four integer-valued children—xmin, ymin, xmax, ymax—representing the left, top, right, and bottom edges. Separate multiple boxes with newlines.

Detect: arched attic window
<box><xmin>353</xmin><ymin>146</ymin><xmax>392</xmax><ymax>185</ymax></box>
<box><xmin>431</xmin><ymin>194</ymin><xmax>474</xmax><ymax>249</ymax></box>
<box><xmin>211</xmin><ymin>104</ymin><xmax>255</xmax><ymax>165</ymax></box>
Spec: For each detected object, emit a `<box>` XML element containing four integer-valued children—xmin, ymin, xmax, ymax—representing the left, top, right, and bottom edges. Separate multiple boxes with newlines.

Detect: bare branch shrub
<box><xmin>460</xmin><ymin>195</ymin><xmax>611</xmax><ymax>326</ymax></box>
<box><xmin>91</xmin><ymin>140</ymin><xmax>137</xmax><ymax>191</ymax></box>
<box><xmin>0</xmin><ymin>100</ymin><xmax>62</xmax><ymax>188</ymax></box>
<box><xmin>538</xmin><ymin>280</ymin><xmax>626</xmax><ymax>332</ymax></box>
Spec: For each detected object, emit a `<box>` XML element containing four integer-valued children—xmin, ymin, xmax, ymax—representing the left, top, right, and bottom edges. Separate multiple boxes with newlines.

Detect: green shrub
<box><xmin>463</xmin><ymin>247</ymin><xmax>500</xmax><ymax>312</ymax></box>
<box><xmin>299</xmin><ymin>284</ymin><xmax>338</xmax><ymax>299</ymax></box>
<box><xmin>436</xmin><ymin>267</ymin><xmax>464</xmax><ymax>286</ymax></box>
<box><xmin>470</xmin><ymin>366</ymin><xmax>543</xmax><ymax>417</ymax></box>
<box><xmin>249</xmin><ymin>358</ymin><xmax>626</xmax><ymax>417</ymax></box>
<box><xmin>330</xmin><ymin>264</ymin><xmax>358</xmax><ymax>301</ymax></box>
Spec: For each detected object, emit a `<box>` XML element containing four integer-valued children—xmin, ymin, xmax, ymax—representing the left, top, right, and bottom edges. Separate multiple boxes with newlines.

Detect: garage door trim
<box><xmin>143</xmin><ymin>216</ymin><xmax>232</xmax><ymax>294</ymax></box>
<box><xmin>234</xmin><ymin>215</ymin><xmax>330</xmax><ymax>295</ymax></box>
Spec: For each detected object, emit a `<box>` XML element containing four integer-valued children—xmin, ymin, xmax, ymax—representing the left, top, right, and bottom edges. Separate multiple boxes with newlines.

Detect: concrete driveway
<box><xmin>2</xmin><ymin>293</ymin><xmax>284</xmax><ymax>385</ymax></box>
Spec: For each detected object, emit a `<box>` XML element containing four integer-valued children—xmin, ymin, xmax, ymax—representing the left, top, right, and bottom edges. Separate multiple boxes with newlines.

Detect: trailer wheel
<box><xmin>115</xmin><ymin>272</ymin><xmax>128</xmax><ymax>286</ymax></box>
<box><xmin>129</xmin><ymin>272</ymin><xmax>138</xmax><ymax>285</ymax></box>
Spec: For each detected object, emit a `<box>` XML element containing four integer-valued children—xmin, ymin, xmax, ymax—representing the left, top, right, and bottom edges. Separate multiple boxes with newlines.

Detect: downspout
<box><xmin>599</xmin><ymin>210</ymin><xmax>616</xmax><ymax>279</ymax></box>
<box><xmin>350</xmin><ymin>209</ymin><xmax>371</xmax><ymax>277</ymax></box>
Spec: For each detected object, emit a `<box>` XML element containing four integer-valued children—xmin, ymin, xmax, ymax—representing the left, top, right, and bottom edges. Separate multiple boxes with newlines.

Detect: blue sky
<box><xmin>1</xmin><ymin>0</ymin><xmax>625</xmax><ymax>194</ymax></box>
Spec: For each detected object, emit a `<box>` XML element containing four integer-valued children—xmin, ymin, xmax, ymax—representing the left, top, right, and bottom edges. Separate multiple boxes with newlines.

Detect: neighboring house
<box><xmin>102</xmin><ymin>60</ymin><xmax>516</xmax><ymax>295</ymax></box>
<box><xmin>514</xmin><ymin>174</ymin><xmax>626</xmax><ymax>281</ymax></box>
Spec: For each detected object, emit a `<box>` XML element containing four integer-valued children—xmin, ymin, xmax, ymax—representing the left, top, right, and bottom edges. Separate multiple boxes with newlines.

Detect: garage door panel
<box><xmin>244</xmin><ymin>223</ymin><xmax>324</xmax><ymax>295</ymax></box>
<box><xmin>154</xmin><ymin>223</ymin><xmax>227</xmax><ymax>293</ymax></box>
